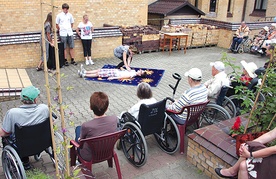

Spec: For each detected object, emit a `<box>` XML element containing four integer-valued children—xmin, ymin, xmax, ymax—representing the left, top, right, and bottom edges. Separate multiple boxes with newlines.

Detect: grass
<box><xmin>26</xmin><ymin>169</ymin><xmax>52</xmax><ymax>179</ymax></box>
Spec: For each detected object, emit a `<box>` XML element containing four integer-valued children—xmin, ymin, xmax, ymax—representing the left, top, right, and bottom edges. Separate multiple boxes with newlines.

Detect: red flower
<box><xmin>232</xmin><ymin>117</ymin><xmax>241</xmax><ymax>131</ymax></box>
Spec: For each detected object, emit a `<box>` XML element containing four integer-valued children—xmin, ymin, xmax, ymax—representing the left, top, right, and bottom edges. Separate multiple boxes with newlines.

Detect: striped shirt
<box><xmin>166</xmin><ymin>84</ymin><xmax>208</xmax><ymax>120</ymax></box>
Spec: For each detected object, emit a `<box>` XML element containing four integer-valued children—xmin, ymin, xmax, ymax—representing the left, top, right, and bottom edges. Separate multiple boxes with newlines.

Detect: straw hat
<box><xmin>240</xmin><ymin>60</ymin><xmax>257</xmax><ymax>78</ymax></box>
<box><xmin>263</xmin><ymin>26</ymin><xmax>269</xmax><ymax>32</ymax></box>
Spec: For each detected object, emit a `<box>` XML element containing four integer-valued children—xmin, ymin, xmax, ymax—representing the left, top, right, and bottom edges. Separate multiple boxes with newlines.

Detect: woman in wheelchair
<box><xmin>226</xmin><ymin>60</ymin><xmax>258</xmax><ymax>96</ymax></box>
<box><xmin>0</xmin><ymin>85</ymin><xmax>49</xmax><ymax>170</ymax></box>
<box><xmin>74</xmin><ymin>92</ymin><xmax>117</xmax><ymax>162</ymax></box>
<box><xmin>121</xmin><ymin>82</ymin><xmax>156</xmax><ymax>120</ymax></box>
<box><xmin>166</xmin><ymin>68</ymin><xmax>208</xmax><ymax>124</ymax></box>
<box><xmin>250</xmin><ymin>26</ymin><xmax>269</xmax><ymax>53</ymax></box>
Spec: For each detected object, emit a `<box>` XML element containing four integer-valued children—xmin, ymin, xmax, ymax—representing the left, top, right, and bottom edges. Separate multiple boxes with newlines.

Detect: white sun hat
<box><xmin>240</xmin><ymin>60</ymin><xmax>257</xmax><ymax>78</ymax></box>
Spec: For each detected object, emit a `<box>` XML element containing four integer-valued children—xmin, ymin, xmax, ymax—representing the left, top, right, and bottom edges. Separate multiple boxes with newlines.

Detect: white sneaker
<box><xmin>77</xmin><ymin>70</ymin><xmax>81</xmax><ymax>78</ymax></box>
<box><xmin>85</xmin><ymin>60</ymin><xmax>89</xmax><ymax>65</ymax></box>
<box><xmin>89</xmin><ymin>59</ymin><xmax>94</xmax><ymax>65</ymax></box>
<box><xmin>80</xmin><ymin>64</ymin><xmax>86</xmax><ymax>73</ymax></box>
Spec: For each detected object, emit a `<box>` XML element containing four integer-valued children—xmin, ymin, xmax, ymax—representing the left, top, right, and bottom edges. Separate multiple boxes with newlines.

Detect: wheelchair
<box><xmin>225</xmin><ymin>68</ymin><xmax>266</xmax><ymax>116</ymax></box>
<box><xmin>118</xmin><ymin>98</ymin><xmax>180</xmax><ymax>167</ymax></box>
<box><xmin>198</xmin><ymin>86</ymin><xmax>233</xmax><ymax>127</ymax></box>
<box><xmin>168</xmin><ymin>73</ymin><xmax>232</xmax><ymax>127</ymax></box>
<box><xmin>1</xmin><ymin>118</ymin><xmax>64</xmax><ymax>179</ymax></box>
<box><xmin>230</xmin><ymin>36</ymin><xmax>252</xmax><ymax>54</ymax></box>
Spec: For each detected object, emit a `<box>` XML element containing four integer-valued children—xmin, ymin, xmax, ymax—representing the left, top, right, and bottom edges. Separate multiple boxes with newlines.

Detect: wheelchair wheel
<box><xmin>46</xmin><ymin>131</ymin><xmax>65</xmax><ymax>171</ymax></box>
<box><xmin>154</xmin><ymin>115</ymin><xmax>180</xmax><ymax>154</ymax></box>
<box><xmin>199</xmin><ymin>103</ymin><xmax>231</xmax><ymax>127</ymax></box>
<box><xmin>121</xmin><ymin>122</ymin><xmax>148</xmax><ymax>167</ymax></box>
<box><xmin>238</xmin><ymin>46</ymin><xmax>244</xmax><ymax>54</ymax></box>
<box><xmin>243</xmin><ymin>39</ymin><xmax>253</xmax><ymax>53</ymax></box>
<box><xmin>2</xmin><ymin>145</ymin><xmax>26</xmax><ymax>179</ymax></box>
<box><xmin>229</xmin><ymin>95</ymin><xmax>254</xmax><ymax>116</ymax></box>
<box><xmin>222</xmin><ymin>96</ymin><xmax>237</xmax><ymax>118</ymax></box>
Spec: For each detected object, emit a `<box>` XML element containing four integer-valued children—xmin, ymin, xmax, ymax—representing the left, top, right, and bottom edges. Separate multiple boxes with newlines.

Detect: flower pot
<box><xmin>235</xmin><ymin>131</ymin><xmax>267</xmax><ymax>157</ymax></box>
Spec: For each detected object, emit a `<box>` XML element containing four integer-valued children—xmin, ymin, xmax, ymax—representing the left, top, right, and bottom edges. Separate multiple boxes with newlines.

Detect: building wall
<box><xmin>196</xmin><ymin>0</ymin><xmax>276</xmax><ymax>23</ymax></box>
<box><xmin>266</xmin><ymin>0</ymin><xmax>276</xmax><ymax>17</ymax></box>
<box><xmin>0</xmin><ymin>0</ymin><xmax>148</xmax><ymax>34</ymax></box>
<box><xmin>0</xmin><ymin>0</ymin><xmax>147</xmax><ymax>68</ymax></box>
<box><xmin>0</xmin><ymin>36</ymin><xmax>122</xmax><ymax>68</ymax></box>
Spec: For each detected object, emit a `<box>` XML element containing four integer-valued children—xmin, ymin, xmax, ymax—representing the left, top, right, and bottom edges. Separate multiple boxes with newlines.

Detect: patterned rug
<box><xmin>85</xmin><ymin>64</ymin><xmax>165</xmax><ymax>87</ymax></box>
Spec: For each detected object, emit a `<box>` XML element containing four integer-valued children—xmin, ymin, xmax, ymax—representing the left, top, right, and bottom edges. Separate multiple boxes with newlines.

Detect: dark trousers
<box><xmin>81</xmin><ymin>39</ymin><xmax>92</xmax><ymax>57</ymax></box>
<box><xmin>75</xmin><ymin>126</ymin><xmax>81</xmax><ymax>142</ymax></box>
<box><xmin>116</xmin><ymin>55</ymin><xmax>132</xmax><ymax>69</ymax></box>
<box><xmin>231</xmin><ymin>37</ymin><xmax>243</xmax><ymax>50</ymax></box>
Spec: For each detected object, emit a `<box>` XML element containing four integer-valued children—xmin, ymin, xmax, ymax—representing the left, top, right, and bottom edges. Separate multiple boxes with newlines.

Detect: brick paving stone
<box><xmin>0</xmin><ymin>47</ymin><xmax>267</xmax><ymax>178</ymax></box>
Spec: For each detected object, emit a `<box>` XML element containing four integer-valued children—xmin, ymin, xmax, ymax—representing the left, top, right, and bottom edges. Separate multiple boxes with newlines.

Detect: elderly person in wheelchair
<box><xmin>226</xmin><ymin>60</ymin><xmax>258</xmax><ymax>97</ymax></box>
<box><xmin>166</xmin><ymin>68</ymin><xmax>208</xmax><ymax>124</ymax></box>
<box><xmin>230</xmin><ymin>21</ymin><xmax>250</xmax><ymax>53</ymax></box>
<box><xmin>120</xmin><ymin>82</ymin><xmax>156</xmax><ymax>121</ymax></box>
<box><xmin>204</xmin><ymin>61</ymin><xmax>230</xmax><ymax>99</ymax></box>
<box><xmin>0</xmin><ymin>85</ymin><xmax>49</xmax><ymax>170</ymax></box>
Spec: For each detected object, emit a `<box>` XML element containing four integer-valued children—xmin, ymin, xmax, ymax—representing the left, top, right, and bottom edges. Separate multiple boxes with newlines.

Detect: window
<box><xmin>195</xmin><ymin>0</ymin><xmax>198</xmax><ymax>8</ymax></box>
<box><xmin>227</xmin><ymin>0</ymin><xmax>232</xmax><ymax>12</ymax></box>
<box><xmin>254</xmin><ymin>0</ymin><xmax>267</xmax><ymax>10</ymax></box>
<box><xmin>227</xmin><ymin>0</ymin><xmax>233</xmax><ymax>17</ymax></box>
<box><xmin>209</xmin><ymin>0</ymin><xmax>217</xmax><ymax>12</ymax></box>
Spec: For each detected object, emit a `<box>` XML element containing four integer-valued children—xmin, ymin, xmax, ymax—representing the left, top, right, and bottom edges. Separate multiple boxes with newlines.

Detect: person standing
<box><xmin>76</xmin><ymin>14</ymin><xmax>94</xmax><ymax>66</ymax></box>
<box><xmin>56</xmin><ymin>3</ymin><xmax>77</xmax><ymax>66</ymax></box>
<box><xmin>114</xmin><ymin>45</ymin><xmax>137</xmax><ymax>71</ymax></box>
<box><xmin>37</xmin><ymin>12</ymin><xmax>54</xmax><ymax>71</ymax></box>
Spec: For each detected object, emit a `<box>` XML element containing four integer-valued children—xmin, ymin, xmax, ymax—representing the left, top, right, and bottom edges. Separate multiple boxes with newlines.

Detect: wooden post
<box><xmin>40</xmin><ymin>0</ymin><xmax>60</xmax><ymax>178</ymax></box>
<box><xmin>51</xmin><ymin>0</ymin><xmax>70</xmax><ymax>177</ymax></box>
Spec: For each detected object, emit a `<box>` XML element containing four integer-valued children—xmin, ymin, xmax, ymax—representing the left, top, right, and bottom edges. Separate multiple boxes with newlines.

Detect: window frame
<box><xmin>254</xmin><ymin>0</ymin><xmax>267</xmax><ymax>11</ymax></box>
<box><xmin>209</xmin><ymin>0</ymin><xmax>217</xmax><ymax>12</ymax></box>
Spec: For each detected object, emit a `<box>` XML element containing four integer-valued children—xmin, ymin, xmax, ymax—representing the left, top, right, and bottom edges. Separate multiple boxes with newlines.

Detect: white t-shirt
<box><xmin>128</xmin><ymin>98</ymin><xmax>157</xmax><ymax>119</ymax></box>
<box><xmin>56</xmin><ymin>12</ymin><xmax>74</xmax><ymax>36</ymax></box>
<box><xmin>77</xmin><ymin>21</ymin><xmax>93</xmax><ymax>40</ymax></box>
<box><xmin>117</xmin><ymin>70</ymin><xmax>136</xmax><ymax>78</ymax></box>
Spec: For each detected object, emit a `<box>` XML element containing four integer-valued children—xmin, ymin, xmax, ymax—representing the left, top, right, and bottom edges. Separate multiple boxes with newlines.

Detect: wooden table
<box><xmin>162</xmin><ymin>33</ymin><xmax>188</xmax><ymax>55</ymax></box>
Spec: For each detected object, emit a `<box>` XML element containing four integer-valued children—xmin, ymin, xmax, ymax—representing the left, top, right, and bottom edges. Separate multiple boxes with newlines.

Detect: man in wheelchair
<box><xmin>0</xmin><ymin>85</ymin><xmax>49</xmax><ymax>170</ymax></box>
<box><xmin>204</xmin><ymin>61</ymin><xmax>230</xmax><ymax>100</ymax></box>
<box><xmin>230</xmin><ymin>21</ymin><xmax>250</xmax><ymax>53</ymax></box>
<box><xmin>166</xmin><ymin>68</ymin><xmax>208</xmax><ymax>124</ymax></box>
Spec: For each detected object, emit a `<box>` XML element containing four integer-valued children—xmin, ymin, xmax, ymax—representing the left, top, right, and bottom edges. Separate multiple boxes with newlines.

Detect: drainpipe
<box><xmin>242</xmin><ymin>0</ymin><xmax>247</xmax><ymax>21</ymax></box>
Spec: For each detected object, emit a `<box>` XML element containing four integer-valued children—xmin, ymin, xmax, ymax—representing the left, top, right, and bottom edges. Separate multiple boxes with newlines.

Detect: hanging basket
<box><xmin>235</xmin><ymin>131</ymin><xmax>267</xmax><ymax>157</ymax></box>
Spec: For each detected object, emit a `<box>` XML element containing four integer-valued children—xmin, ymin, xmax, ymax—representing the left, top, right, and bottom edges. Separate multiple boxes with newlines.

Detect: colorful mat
<box><xmin>85</xmin><ymin>64</ymin><xmax>165</xmax><ymax>87</ymax></box>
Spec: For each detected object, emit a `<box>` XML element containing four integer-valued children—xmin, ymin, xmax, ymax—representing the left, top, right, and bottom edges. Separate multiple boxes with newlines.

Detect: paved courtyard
<box><xmin>0</xmin><ymin>47</ymin><xmax>267</xmax><ymax>178</ymax></box>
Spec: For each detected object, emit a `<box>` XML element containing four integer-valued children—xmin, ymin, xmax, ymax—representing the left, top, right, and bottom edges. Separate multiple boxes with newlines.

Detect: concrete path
<box><xmin>0</xmin><ymin>47</ymin><xmax>267</xmax><ymax>178</ymax></box>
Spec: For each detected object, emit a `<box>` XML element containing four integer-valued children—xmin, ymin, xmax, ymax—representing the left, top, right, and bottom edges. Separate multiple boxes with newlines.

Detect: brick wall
<box><xmin>187</xmin><ymin>138</ymin><xmax>232</xmax><ymax>179</ymax></box>
<box><xmin>0</xmin><ymin>0</ymin><xmax>147</xmax><ymax>34</ymax></box>
<box><xmin>0</xmin><ymin>36</ymin><xmax>122</xmax><ymax>68</ymax></box>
